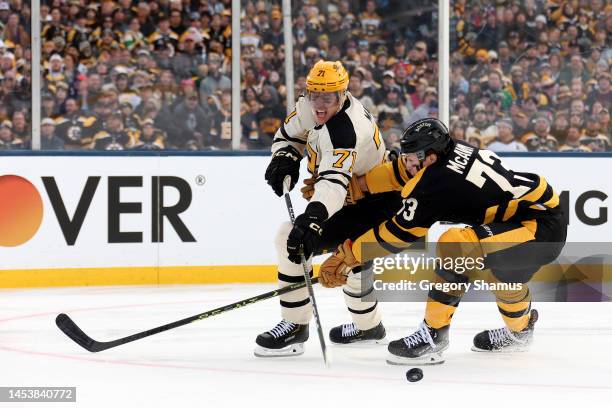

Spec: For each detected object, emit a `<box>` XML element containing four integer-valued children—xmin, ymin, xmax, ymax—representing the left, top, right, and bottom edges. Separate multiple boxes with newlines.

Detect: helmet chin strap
<box><xmin>416</xmin><ymin>150</ymin><xmax>426</xmax><ymax>169</ymax></box>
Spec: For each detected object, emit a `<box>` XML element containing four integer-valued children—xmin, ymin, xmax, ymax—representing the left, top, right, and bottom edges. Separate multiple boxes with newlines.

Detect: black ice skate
<box><xmin>329</xmin><ymin>322</ymin><xmax>386</xmax><ymax>345</ymax></box>
<box><xmin>386</xmin><ymin>321</ymin><xmax>449</xmax><ymax>365</ymax></box>
<box><xmin>472</xmin><ymin>309</ymin><xmax>539</xmax><ymax>353</ymax></box>
<box><xmin>254</xmin><ymin>320</ymin><xmax>309</xmax><ymax>357</ymax></box>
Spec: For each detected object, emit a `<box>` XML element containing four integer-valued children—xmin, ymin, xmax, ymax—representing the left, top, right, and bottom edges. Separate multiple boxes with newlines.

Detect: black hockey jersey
<box><xmin>353</xmin><ymin>141</ymin><xmax>561</xmax><ymax>262</ymax></box>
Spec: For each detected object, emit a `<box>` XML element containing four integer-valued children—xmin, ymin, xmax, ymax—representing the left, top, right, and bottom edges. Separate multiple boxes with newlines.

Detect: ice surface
<box><xmin>1</xmin><ymin>284</ymin><xmax>611</xmax><ymax>407</ymax></box>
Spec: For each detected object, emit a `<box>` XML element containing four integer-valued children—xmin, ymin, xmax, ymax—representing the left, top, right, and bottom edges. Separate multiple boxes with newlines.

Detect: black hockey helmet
<box><xmin>400</xmin><ymin>118</ymin><xmax>453</xmax><ymax>160</ymax></box>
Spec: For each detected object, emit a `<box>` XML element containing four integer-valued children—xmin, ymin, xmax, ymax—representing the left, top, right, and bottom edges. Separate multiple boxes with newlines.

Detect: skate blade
<box><xmin>386</xmin><ymin>345</ymin><xmax>448</xmax><ymax>366</ymax></box>
<box><xmin>254</xmin><ymin>343</ymin><xmax>305</xmax><ymax>358</ymax></box>
<box><xmin>386</xmin><ymin>352</ymin><xmax>445</xmax><ymax>366</ymax></box>
<box><xmin>331</xmin><ymin>337</ymin><xmax>388</xmax><ymax>347</ymax></box>
<box><xmin>471</xmin><ymin>344</ymin><xmax>530</xmax><ymax>353</ymax></box>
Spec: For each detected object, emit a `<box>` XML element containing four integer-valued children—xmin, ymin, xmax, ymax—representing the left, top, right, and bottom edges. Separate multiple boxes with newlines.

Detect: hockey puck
<box><xmin>406</xmin><ymin>368</ymin><xmax>423</xmax><ymax>382</ymax></box>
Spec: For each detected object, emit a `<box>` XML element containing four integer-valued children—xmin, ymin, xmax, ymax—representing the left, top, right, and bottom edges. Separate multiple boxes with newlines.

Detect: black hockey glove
<box><xmin>287</xmin><ymin>202</ymin><xmax>328</xmax><ymax>264</ymax></box>
<box><xmin>265</xmin><ymin>146</ymin><xmax>302</xmax><ymax>197</ymax></box>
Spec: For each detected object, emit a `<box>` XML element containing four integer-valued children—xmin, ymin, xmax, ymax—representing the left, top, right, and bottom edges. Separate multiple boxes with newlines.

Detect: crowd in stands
<box><xmin>449</xmin><ymin>0</ymin><xmax>611</xmax><ymax>152</ymax></box>
<box><xmin>0</xmin><ymin>0</ymin><xmax>609</xmax><ymax>152</ymax></box>
<box><xmin>1</xmin><ymin>0</ymin><xmax>235</xmax><ymax>150</ymax></box>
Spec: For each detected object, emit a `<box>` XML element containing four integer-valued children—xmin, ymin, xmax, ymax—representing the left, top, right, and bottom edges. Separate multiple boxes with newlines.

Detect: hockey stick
<box><xmin>56</xmin><ymin>277</ymin><xmax>318</xmax><ymax>353</ymax></box>
<box><xmin>283</xmin><ymin>176</ymin><xmax>329</xmax><ymax>366</ymax></box>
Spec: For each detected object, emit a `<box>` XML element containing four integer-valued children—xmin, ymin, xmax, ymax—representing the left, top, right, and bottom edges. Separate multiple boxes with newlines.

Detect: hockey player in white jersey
<box><xmin>255</xmin><ymin>61</ymin><xmax>408</xmax><ymax>357</ymax></box>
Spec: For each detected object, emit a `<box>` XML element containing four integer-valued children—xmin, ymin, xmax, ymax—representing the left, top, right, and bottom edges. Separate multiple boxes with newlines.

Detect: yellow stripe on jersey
<box><xmin>479</xmin><ymin>224</ymin><xmax>536</xmax><ymax>255</ymax></box>
<box><xmin>498</xmin><ymin>299</ymin><xmax>531</xmax><ymax>313</ymax></box>
<box><xmin>378</xmin><ymin>223</ymin><xmax>405</xmax><ymax>244</ymax></box>
<box><xmin>81</xmin><ymin>116</ymin><xmax>97</xmax><ymax>127</ymax></box>
<box><xmin>521</xmin><ymin>220</ymin><xmax>537</xmax><ymax>234</ymax></box>
<box><xmin>502</xmin><ymin>177</ymin><xmax>547</xmax><ymax>221</ymax></box>
<box><xmin>306</xmin><ymin>143</ymin><xmax>317</xmax><ymax>174</ymax></box>
<box><xmin>349</xmin><ymin>151</ymin><xmax>357</xmax><ymax>173</ymax></box>
<box><xmin>406</xmin><ymin>227</ymin><xmax>428</xmax><ymax>237</ymax></box>
<box><xmin>390</xmin><ymin>218</ymin><xmax>428</xmax><ymax>237</ymax></box>
<box><xmin>396</xmin><ymin>157</ymin><xmax>411</xmax><ymax>183</ymax></box>
<box><xmin>543</xmin><ymin>192</ymin><xmax>560</xmax><ymax>208</ymax></box>
<box><xmin>373</xmin><ymin>124</ymin><xmax>382</xmax><ymax>149</ymax></box>
<box><xmin>484</xmin><ymin>205</ymin><xmax>498</xmax><ymax>224</ymax></box>
<box><xmin>401</xmin><ymin>166</ymin><xmax>427</xmax><ymax>198</ymax></box>
<box><xmin>284</xmin><ymin>110</ymin><xmax>297</xmax><ymax>124</ymax></box>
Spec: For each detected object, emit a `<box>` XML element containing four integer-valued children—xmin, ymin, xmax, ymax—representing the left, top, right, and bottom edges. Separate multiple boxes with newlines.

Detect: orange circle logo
<box><xmin>0</xmin><ymin>175</ymin><xmax>44</xmax><ymax>247</ymax></box>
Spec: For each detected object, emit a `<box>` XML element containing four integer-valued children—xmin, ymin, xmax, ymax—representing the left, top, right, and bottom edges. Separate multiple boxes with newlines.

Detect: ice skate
<box><xmin>255</xmin><ymin>320</ymin><xmax>309</xmax><ymax>357</ymax></box>
<box><xmin>472</xmin><ymin>309</ymin><xmax>539</xmax><ymax>352</ymax></box>
<box><xmin>386</xmin><ymin>321</ymin><xmax>449</xmax><ymax>365</ymax></box>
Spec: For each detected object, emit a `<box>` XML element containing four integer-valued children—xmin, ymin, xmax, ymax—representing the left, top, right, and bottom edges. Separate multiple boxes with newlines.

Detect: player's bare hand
<box><xmin>319</xmin><ymin>239</ymin><xmax>360</xmax><ymax>288</ymax></box>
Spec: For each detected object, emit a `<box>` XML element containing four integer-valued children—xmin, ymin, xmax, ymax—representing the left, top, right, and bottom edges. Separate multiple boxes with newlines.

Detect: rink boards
<box><xmin>0</xmin><ymin>152</ymin><xmax>611</xmax><ymax>287</ymax></box>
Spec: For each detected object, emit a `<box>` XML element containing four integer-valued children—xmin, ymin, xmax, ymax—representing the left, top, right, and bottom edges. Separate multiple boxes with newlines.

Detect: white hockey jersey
<box><xmin>271</xmin><ymin>92</ymin><xmax>386</xmax><ymax>218</ymax></box>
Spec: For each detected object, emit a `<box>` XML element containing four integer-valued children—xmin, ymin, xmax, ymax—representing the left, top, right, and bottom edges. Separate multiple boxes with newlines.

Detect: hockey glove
<box><xmin>300</xmin><ymin>174</ymin><xmax>317</xmax><ymax>201</ymax></box>
<box><xmin>303</xmin><ymin>174</ymin><xmax>366</xmax><ymax>205</ymax></box>
<box><xmin>287</xmin><ymin>202</ymin><xmax>327</xmax><ymax>264</ymax></box>
<box><xmin>265</xmin><ymin>146</ymin><xmax>302</xmax><ymax>196</ymax></box>
<box><xmin>345</xmin><ymin>175</ymin><xmax>365</xmax><ymax>205</ymax></box>
<box><xmin>320</xmin><ymin>239</ymin><xmax>360</xmax><ymax>288</ymax></box>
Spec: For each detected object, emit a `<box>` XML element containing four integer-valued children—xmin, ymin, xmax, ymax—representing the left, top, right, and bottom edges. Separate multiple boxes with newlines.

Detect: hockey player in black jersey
<box><xmin>319</xmin><ymin>118</ymin><xmax>567</xmax><ymax>365</ymax></box>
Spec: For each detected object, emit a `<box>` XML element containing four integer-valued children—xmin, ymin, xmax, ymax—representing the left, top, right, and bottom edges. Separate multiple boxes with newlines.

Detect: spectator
<box><xmin>261</xmin><ymin>9</ymin><xmax>283</xmax><ymax>48</ymax></box>
<box><xmin>4</xmin><ymin>12</ymin><xmax>30</xmax><ymax>48</ymax></box>
<box><xmin>91</xmin><ymin>110</ymin><xmax>133</xmax><ymax>150</ymax></box>
<box><xmin>0</xmin><ymin>120</ymin><xmax>23</xmax><ymax>149</ymax></box>
<box><xmin>506</xmin><ymin>65</ymin><xmax>530</xmax><ymax>102</ymax></box>
<box><xmin>406</xmin><ymin>86</ymin><xmax>438</xmax><ymax>125</ymax></box>
<box><xmin>349</xmin><ymin>75</ymin><xmax>376</xmax><ymax>117</ymax></box>
<box><xmin>210</xmin><ymin>90</ymin><xmax>233</xmax><ymax>149</ymax></box>
<box><xmin>170</xmin><ymin>90</ymin><xmax>211</xmax><ymax>149</ymax></box>
<box><xmin>587</xmin><ymin>72</ymin><xmax>611</xmax><ymax>109</ymax></box>
<box><xmin>40</xmin><ymin>117</ymin><xmax>64</xmax><ymax>150</ymax></box>
<box><xmin>172</xmin><ymin>32</ymin><xmax>205</xmax><ymax>80</ymax></box>
<box><xmin>450</xmin><ymin>119</ymin><xmax>468</xmax><ymax>142</ymax></box>
<box><xmin>11</xmin><ymin>110</ymin><xmax>28</xmax><ymax>142</ymax></box>
<box><xmin>377</xmin><ymin>85</ymin><xmax>408</xmax><ymax>131</ymax></box>
<box><xmin>451</xmin><ymin>65</ymin><xmax>469</xmax><ymax>95</ymax></box>
<box><xmin>466</xmin><ymin>103</ymin><xmax>497</xmax><ymax>147</ymax></box>
<box><xmin>41</xmin><ymin>92</ymin><xmax>58</xmax><ymax>118</ymax></box>
<box><xmin>551</xmin><ymin>111</ymin><xmax>570</xmax><ymax>144</ymax></box>
<box><xmin>559</xmin><ymin>54</ymin><xmax>589</xmax><ymax>85</ymax></box>
<box><xmin>382</xmin><ymin>126</ymin><xmax>402</xmax><ymax>152</ymax></box>
<box><xmin>199</xmin><ymin>53</ymin><xmax>231</xmax><ymax>102</ymax></box>
<box><xmin>55</xmin><ymin>97</ymin><xmax>100</xmax><ymax>149</ymax></box>
<box><xmin>599</xmin><ymin>108</ymin><xmax>610</xmax><ymax>136</ymax></box>
<box><xmin>467</xmin><ymin>49</ymin><xmax>490</xmax><ymax>80</ymax></box>
<box><xmin>131</xmin><ymin>118</ymin><xmax>164</xmax><ymax>150</ymax></box>
<box><xmin>487</xmin><ymin>118</ymin><xmax>527</xmax><ymax>152</ymax></box>
<box><xmin>255</xmin><ymin>85</ymin><xmax>284</xmax><ymax>146</ymax></box>
<box><xmin>581</xmin><ymin>115</ymin><xmax>609</xmax><ymax>151</ymax></box>
<box><xmin>521</xmin><ymin>113</ymin><xmax>558</xmax><ymax>152</ymax></box>
<box><xmin>560</xmin><ymin>126</ymin><xmax>591</xmax><ymax>152</ymax></box>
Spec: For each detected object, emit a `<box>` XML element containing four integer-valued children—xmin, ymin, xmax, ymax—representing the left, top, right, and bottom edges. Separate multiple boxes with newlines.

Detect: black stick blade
<box><xmin>55</xmin><ymin>313</ymin><xmax>106</xmax><ymax>353</ymax></box>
